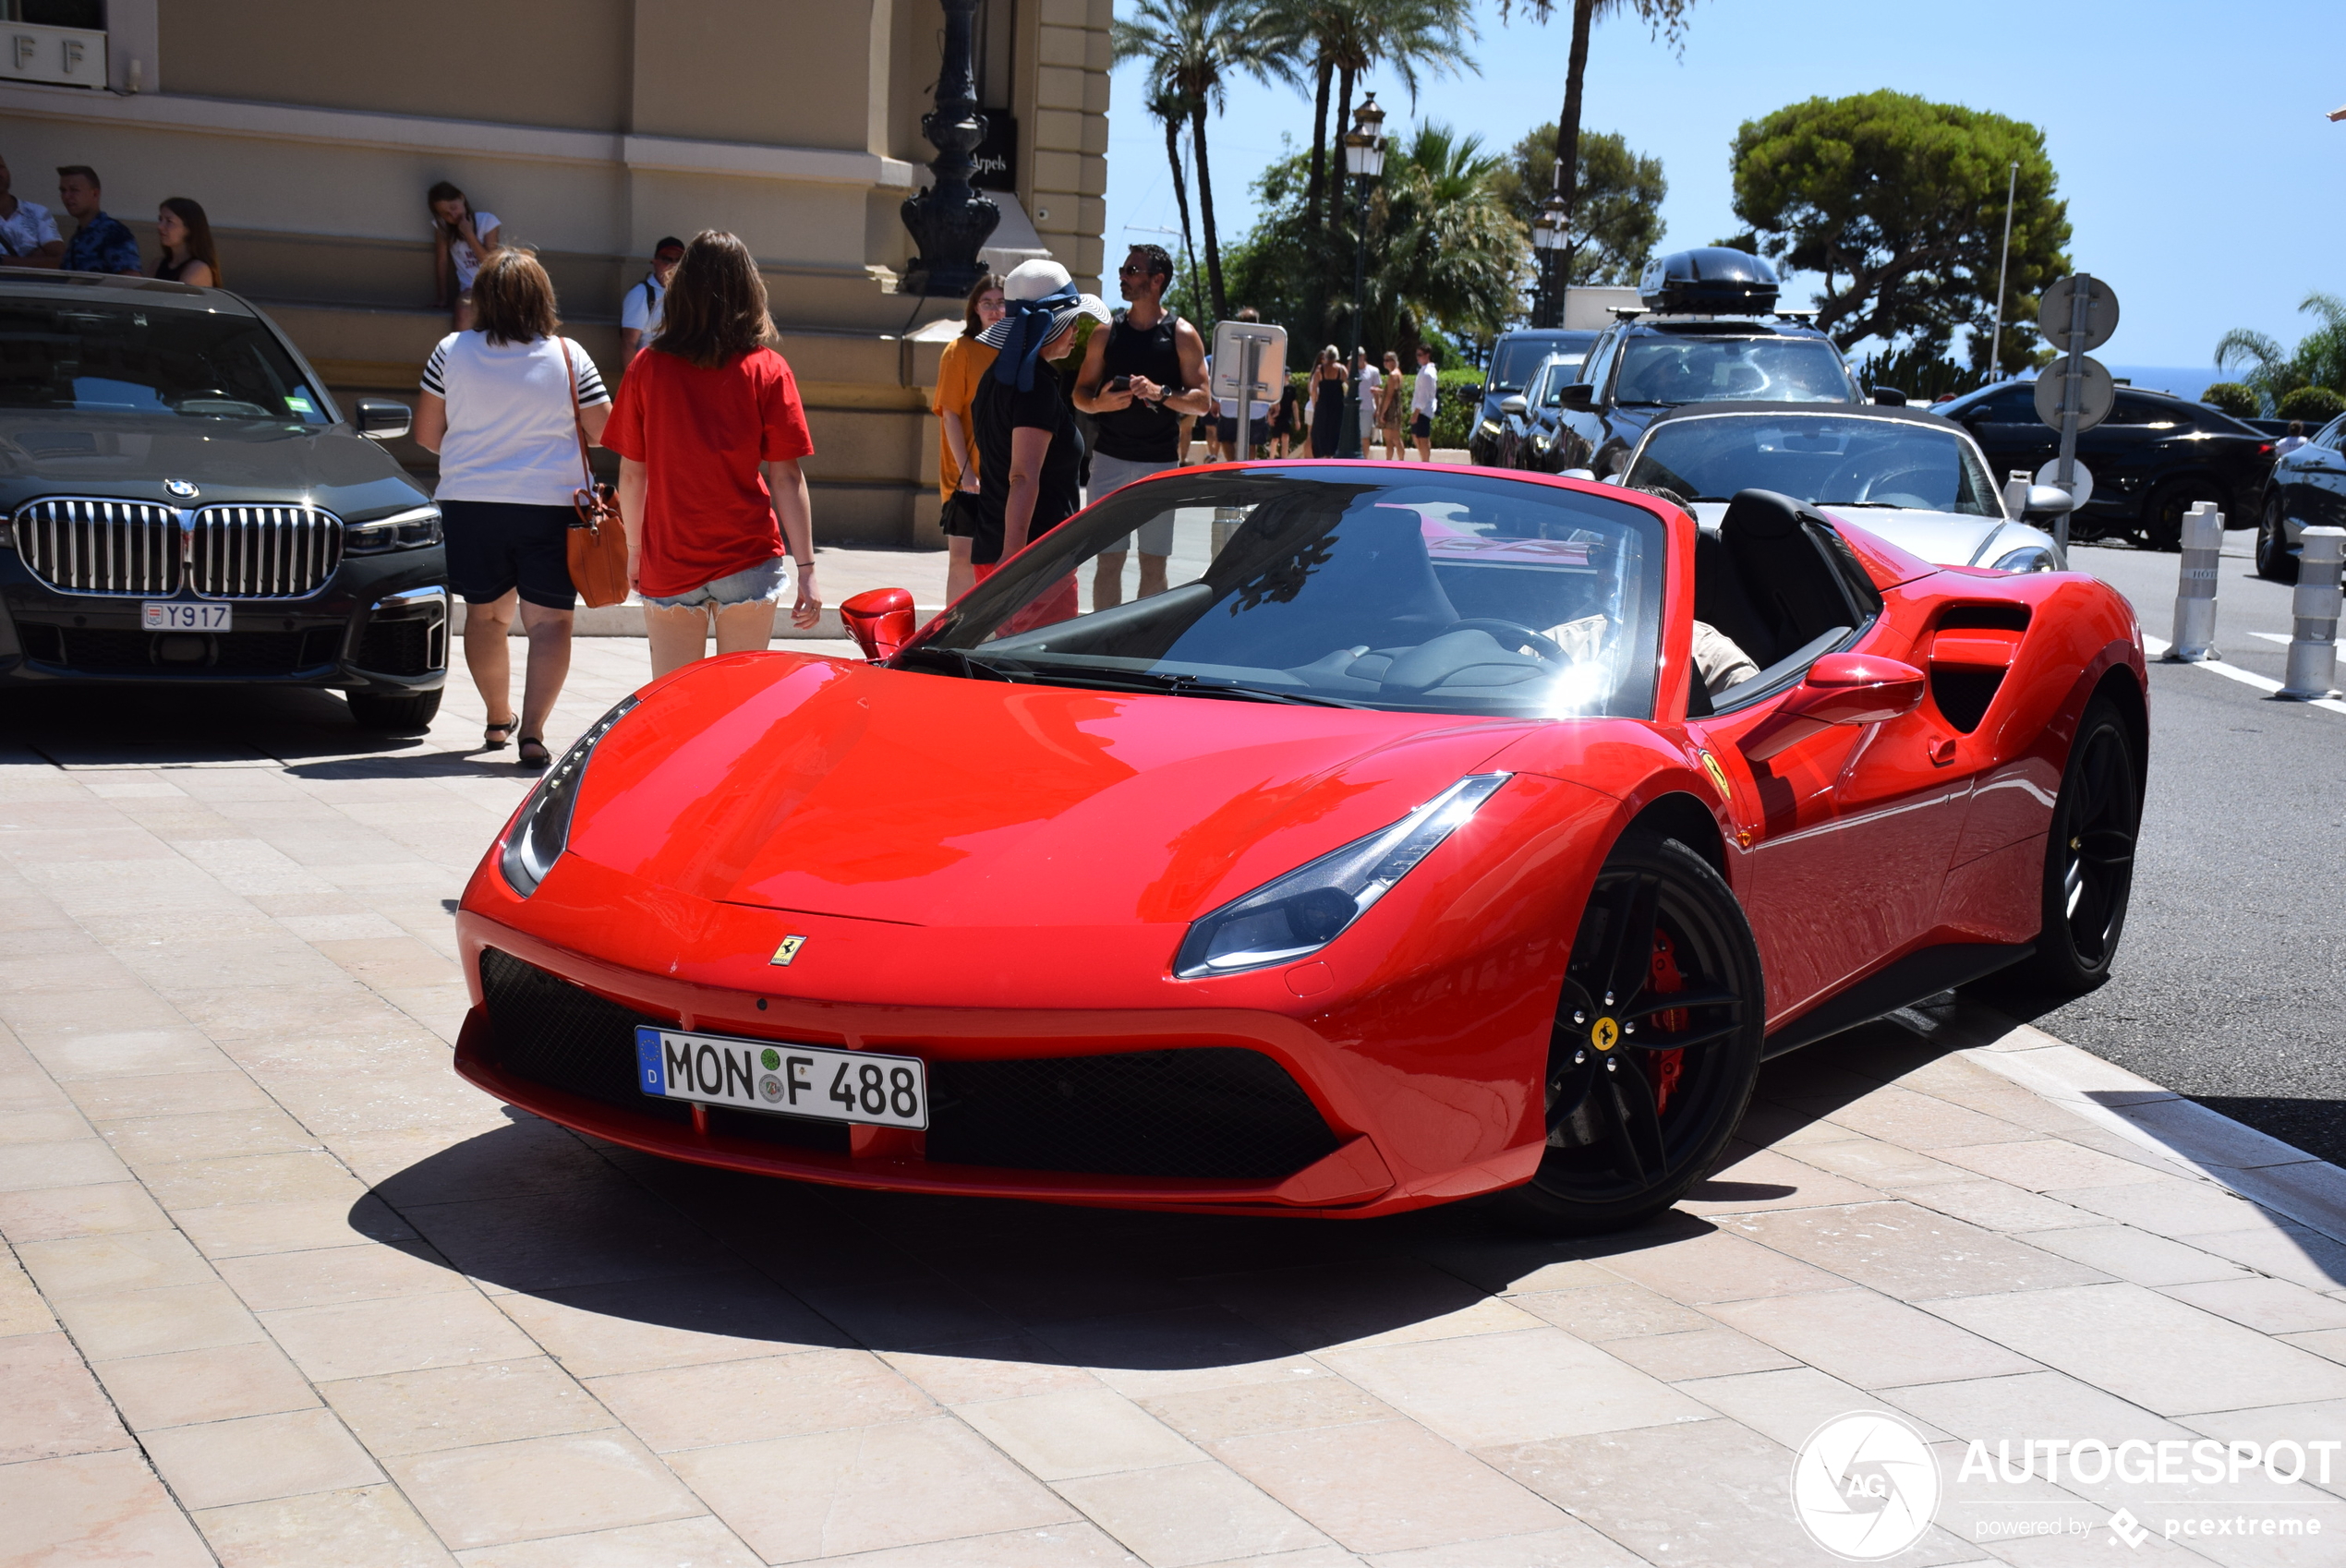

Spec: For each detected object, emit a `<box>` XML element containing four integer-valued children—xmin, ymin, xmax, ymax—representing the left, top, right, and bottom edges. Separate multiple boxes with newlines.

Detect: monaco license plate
<box><xmin>634</xmin><ymin>1027</ymin><xmax>927</xmax><ymax>1129</ymax></box>
<box><xmin>143</xmin><ymin>601</ymin><xmax>230</xmax><ymax>632</ymax></box>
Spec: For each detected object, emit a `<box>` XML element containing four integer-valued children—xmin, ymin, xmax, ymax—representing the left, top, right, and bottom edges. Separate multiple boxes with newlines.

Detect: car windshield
<box><xmin>906</xmin><ymin>467</ymin><xmax>1666</xmax><ymax>719</ymax></box>
<box><xmin>1491</xmin><ymin>332</ymin><xmax>1594</xmax><ymax>393</ymax></box>
<box><xmin>0</xmin><ymin>301</ymin><xmax>331</xmax><ymax>425</ymax></box>
<box><xmin>1613</xmin><ymin>335</ymin><xmax>1856</xmax><ymax>405</ymax></box>
<box><xmin>1624</xmin><ymin>414</ymin><xmax>2002</xmax><ymax>515</ymax></box>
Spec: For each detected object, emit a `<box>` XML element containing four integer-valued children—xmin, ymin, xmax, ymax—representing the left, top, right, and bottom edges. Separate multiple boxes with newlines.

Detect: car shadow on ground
<box><xmin>349</xmin><ymin>1018</ymin><xmax>2313</xmax><ymax>1373</ymax></box>
<box><xmin>0</xmin><ymin>683</ymin><xmax>519</xmax><ymax>778</ymax></box>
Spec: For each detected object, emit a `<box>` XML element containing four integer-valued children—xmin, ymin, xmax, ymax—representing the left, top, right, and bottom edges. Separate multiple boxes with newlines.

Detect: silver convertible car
<box><xmin>1608</xmin><ymin>404</ymin><xmax>2072</xmax><ymax>574</ymax></box>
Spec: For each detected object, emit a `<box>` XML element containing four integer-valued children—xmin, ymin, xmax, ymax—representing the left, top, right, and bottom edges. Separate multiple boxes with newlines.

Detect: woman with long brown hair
<box><xmin>427</xmin><ymin>180</ymin><xmax>501</xmax><ymax>331</ymax></box>
<box><xmin>152</xmin><ymin>198</ymin><xmax>219</xmax><ymax>286</ymax></box>
<box><xmin>931</xmin><ymin>270</ymin><xmax>1003</xmax><ymax>604</ymax></box>
<box><xmin>604</xmin><ymin>230</ymin><xmax>819</xmax><ymax>678</ymax></box>
<box><xmin>410</xmin><ymin>247</ymin><xmax>610</xmax><ymax>768</ymax></box>
<box><xmin>1308</xmin><ymin>344</ymin><xmax>1348</xmax><ymax>457</ymax></box>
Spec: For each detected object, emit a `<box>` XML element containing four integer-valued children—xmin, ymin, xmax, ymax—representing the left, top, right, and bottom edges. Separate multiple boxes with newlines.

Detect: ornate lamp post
<box><xmin>1336</xmin><ymin>93</ymin><xmax>1386</xmax><ymax>459</ymax></box>
<box><xmin>1530</xmin><ymin>193</ymin><xmax>1570</xmax><ymax>328</ymax></box>
<box><xmin>899</xmin><ymin>0</ymin><xmax>1000</xmax><ymax>298</ymax></box>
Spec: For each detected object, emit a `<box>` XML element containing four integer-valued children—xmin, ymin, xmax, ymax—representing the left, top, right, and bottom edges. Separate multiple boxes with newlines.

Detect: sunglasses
<box><xmin>1118</xmin><ymin>264</ymin><xmax>1163</xmax><ymax>277</ymax></box>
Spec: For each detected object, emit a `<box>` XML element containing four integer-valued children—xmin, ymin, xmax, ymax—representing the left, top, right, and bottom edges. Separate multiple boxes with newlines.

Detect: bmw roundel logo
<box><xmin>163</xmin><ymin>479</ymin><xmax>200</xmax><ymax>499</ymax></box>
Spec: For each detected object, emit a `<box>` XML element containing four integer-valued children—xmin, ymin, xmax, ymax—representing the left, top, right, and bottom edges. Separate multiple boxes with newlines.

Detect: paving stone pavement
<box><xmin>5</xmin><ymin>645</ymin><xmax>2345</xmax><ymax>1568</ymax></box>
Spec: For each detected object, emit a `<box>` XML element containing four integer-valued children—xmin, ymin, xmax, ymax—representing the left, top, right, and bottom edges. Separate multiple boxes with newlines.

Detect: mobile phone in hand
<box><xmin>1108</xmin><ymin>375</ymin><xmax>1132</xmax><ymax>393</ymax></box>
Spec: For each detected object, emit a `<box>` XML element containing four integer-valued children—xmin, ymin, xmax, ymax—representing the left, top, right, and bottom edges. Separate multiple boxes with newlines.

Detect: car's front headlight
<box><xmin>1478</xmin><ymin>418</ymin><xmax>1503</xmax><ymax>436</ymax></box>
<box><xmin>345</xmin><ymin>504</ymin><xmax>442</xmax><ymax>555</ymax></box>
<box><xmin>499</xmin><ymin>695</ymin><xmax>639</xmax><ymax>897</ymax></box>
<box><xmin>1173</xmin><ymin>774</ymin><xmax>1510</xmax><ymax>979</ymax></box>
<box><xmin>1992</xmin><ymin>545</ymin><xmax>2058</xmax><ymax>573</ymax></box>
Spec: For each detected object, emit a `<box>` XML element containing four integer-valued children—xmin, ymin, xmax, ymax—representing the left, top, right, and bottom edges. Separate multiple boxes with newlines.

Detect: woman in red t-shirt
<box><xmin>605</xmin><ymin>230</ymin><xmax>820</xmax><ymax>677</ymax></box>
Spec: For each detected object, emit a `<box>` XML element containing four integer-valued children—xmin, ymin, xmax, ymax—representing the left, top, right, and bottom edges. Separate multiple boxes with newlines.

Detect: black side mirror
<box><xmin>1870</xmin><ymin>387</ymin><xmax>1908</xmax><ymax>407</ymax></box>
<box><xmin>355</xmin><ymin>399</ymin><xmax>412</xmax><ymax>440</ymax></box>
<box><xmin>1559</xmin><ymin>382</ymin><xmax>1596</xmax><ymax>410</ymax></box>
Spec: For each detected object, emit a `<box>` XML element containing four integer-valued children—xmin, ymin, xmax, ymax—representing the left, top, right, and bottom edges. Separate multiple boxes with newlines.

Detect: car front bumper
<box><xmin>0</xmin><ymin>547</ymin><xmax>449</xmax><ymax>694</ymax></box>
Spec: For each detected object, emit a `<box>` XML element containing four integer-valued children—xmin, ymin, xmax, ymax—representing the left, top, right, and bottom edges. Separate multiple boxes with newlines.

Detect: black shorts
<box><xmin>1409</xmin><ymin>412</ymin><xmax>1432</xmax><ymax>439</ymax></box>
<box><xmin>939</xmin><ymin>490</ymin><xmax>983</xmax><ymax>539</ymax></box>
<box><xmin>1215</xmin><ymin>415</ymin><xmax>1270</xmax><ymax>448</ymax></box>
<box><xmin>440</xmin><ymin>500</ymin><xmax>577</xmax><ymax>610</ymax></box>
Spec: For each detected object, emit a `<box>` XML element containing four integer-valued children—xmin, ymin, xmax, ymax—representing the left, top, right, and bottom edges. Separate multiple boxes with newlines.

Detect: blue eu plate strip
<box><xmin>634</xmin><ymin>1027</ymin><xmax>667</xmax><ymax>1095</ymax></box>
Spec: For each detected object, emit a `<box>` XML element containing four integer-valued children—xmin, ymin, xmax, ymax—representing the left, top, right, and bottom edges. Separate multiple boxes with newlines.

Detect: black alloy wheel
<box><xmin>2023</xmin><ymin>698</ymin><xmax>2140</xmax><ymax>994</ymax></box>
<box><xmin>2141</xmin><ymin>477</ymin><xmax>2225</xmax><ymax>552</ymax></box>
<box><xmin>2256</xmin><ymin>493</ymin><xmax>2300</xmax><ymax>583</ymax></box>
<box><xmin>1500</xmin><ymin>832</ymin><xmax>1764</xmax><ymax>1236</ymax></box>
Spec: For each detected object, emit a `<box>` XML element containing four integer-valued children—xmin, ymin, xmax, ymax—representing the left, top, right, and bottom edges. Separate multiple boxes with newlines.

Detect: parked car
<box><xmin>1543</xmin><ymin>248</ymin><xmax>1867</xmax><ymax>482</ymax></box>
<box><xmin>1932</xmin><ymin>381</ymin><xmax>2276</xmax><ymax>551</ymax></box>
<box><xmin>1466</xmin><ymin>328</ymin><xmax>1597</xmax><ymax>466</ymax></box>
<box><xmin>1488</xmin><ymin>354</ymin><xmax>1587</xmax><ymax>474</ymax></box>
<box><xmin>0</xmin><ymin>268</ymin><xmax>447</xmax><ymax>730</ymax></box>
<box><xmin>455</xmin><ymin>459</ymin><xmax>2146</xmax><ymax>1235</ymax></box>
<box><xmin>2255</xmin><ymin>411</ymin><xmax>2346</xmax><ymax>581</ymax></box>
<box><xmin>1617</xmin><ymin>404</ymin><xmax>2069</xmax><ymax>573</ymax></box>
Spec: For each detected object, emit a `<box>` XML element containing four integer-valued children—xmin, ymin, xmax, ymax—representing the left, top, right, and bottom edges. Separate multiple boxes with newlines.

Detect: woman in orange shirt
<box><xmin>931</xmin><ymin>271</ymin><xmax>1004</xmax><ymax>604</ymax></box>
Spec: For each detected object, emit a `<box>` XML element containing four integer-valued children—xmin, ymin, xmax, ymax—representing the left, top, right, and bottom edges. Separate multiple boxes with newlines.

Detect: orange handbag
<box><xmin>559</xmin><ymin>337</ymin><xmax>630</xmax><ymax>609</ymax></box>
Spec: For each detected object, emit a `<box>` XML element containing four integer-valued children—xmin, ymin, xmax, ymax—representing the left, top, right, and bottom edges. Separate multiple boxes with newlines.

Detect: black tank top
<box><xmin>1092</xmin><ymin>312</ymin><xmax>1186</xmax><ymax>462</ymax></box>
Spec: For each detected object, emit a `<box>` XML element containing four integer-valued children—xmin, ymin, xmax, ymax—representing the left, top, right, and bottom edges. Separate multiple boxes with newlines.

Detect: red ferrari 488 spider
<box><xmin>454</xmin><ymin>464</ymin><xmax>2146</xmax><ymax>1233</ymax></box>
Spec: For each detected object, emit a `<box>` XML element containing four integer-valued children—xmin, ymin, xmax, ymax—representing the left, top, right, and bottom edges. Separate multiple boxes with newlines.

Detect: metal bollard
<box><xmin>2164</xmin><ymin>501</ymin><xmax>2223</xmax><ymax>662</ymax></box>
<box><xmin>2279</xmin><ymin>525</ymin><xmax>2344</xmax><ymax>700</ymax></box>
<box><xmin>1211</xmin><ymin>504</ymin><xmax>1244</xmax><ymax>559</ymax></box>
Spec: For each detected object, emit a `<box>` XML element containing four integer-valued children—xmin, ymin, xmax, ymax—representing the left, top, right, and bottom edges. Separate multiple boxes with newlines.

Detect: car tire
<box><xmin>2255</xmin><ymin>493</ymin><xmax>2299</xmax><ymax>583</ymax></box>
<box><xmin>346</xmin><ymin>689</ymin><xmax>444</xmax><ymax>733</ymax></box>
<box><xmin>2141</xmin><ymin>478</ymin><xmax>2224</xmax><ymax>552</ymax></box>
<box><xmin>2021</xmin><ymin>697</ymin><xmax>2140</xmax><ymax>995</ymax></box>
<box><xmin>1497</xmin><ymin>831</ymin><xmax>1765</xmax><ymax>1236</ymax></box>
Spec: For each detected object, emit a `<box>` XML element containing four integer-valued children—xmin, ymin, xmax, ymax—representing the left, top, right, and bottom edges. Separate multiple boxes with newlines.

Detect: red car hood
<box><xmin>563</xmin><ymin>653</ymin><xmax>1537</xmax><ymax>929</ymax></box>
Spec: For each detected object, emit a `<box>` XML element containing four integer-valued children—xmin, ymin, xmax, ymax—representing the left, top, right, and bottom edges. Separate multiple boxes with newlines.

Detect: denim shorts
<box><xmin>642</xmin><ymin>556</ymin><xmax>787</xmax><ymax>609</ymax></box>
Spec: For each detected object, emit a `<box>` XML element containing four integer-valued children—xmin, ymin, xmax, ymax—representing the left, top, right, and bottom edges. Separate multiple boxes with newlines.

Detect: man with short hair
<box><xmin>1409</xmin><ymin>342</ymin><xmax>1439</xmax><ymax>461</ymax></box>
<box><xmin>56</xmin><ymin>166</ymin><xmax>139</xmax><ymax>275</ymax></box>
<box><xmin>1354</xmin><ymin>349</ymin><xmax>1382</xmax><ymax>456</ymax></box>
<box><xmin>0</xmin><ymin>151</ymin><xmax>63</xmax><ymax>268</ymax></box>
<box><xmin>1074</xmin><ymin>243</ymin><xmax>1211</xmax><ymax>607</ymax></box>
<box><xmin>620</xmin><ymin>236</ymin><xmax>684</xmax><ymax>359</ymax></box>
<box><xmin>2277</xmin><ymin>420</ymin><xmax>2309</xmax><ymax>460</ymax></box>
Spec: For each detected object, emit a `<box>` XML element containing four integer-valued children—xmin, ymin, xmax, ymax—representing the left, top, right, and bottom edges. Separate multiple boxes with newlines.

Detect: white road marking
<box><xmin>2139</xmin><ymin>633</ymin><xmax>2346</xmax><ymax>715</ymax></box>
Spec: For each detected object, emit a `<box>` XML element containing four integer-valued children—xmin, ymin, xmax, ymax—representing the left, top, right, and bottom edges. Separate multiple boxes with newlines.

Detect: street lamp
<box><xmin>1531</xmin><ymin>193</ymin><xmax>1570</xmax><ymax>328</ymax></box>
<box><xmin>1338</xmin><ymin>92</ymin><xmax>1385</xmax><ymax>459</ymax></box>
<box><xmin>899</xmin><ymin>0</ymin><xmax>1000</xmax><ymax>297</ymax></box>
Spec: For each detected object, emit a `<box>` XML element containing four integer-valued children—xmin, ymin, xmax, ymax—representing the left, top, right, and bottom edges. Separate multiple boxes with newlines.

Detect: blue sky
<box><xmin>1102</xmin><ymin>0</ymin><xmax>2346</xmax><ymax>380</ymax></box>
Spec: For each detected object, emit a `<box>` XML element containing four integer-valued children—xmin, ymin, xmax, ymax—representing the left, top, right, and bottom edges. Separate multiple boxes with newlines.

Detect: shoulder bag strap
<box><xmin>556</xmin><ymin>336</ymin><xmax>596</xmax><ymax>493</ymax></box>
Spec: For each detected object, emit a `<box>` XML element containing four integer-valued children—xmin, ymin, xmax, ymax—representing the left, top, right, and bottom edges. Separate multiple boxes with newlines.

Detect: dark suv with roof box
<box><xmin>0</xmin><ymin>268</ymin><xmax>447</xmax><ymax>730</ymax></box>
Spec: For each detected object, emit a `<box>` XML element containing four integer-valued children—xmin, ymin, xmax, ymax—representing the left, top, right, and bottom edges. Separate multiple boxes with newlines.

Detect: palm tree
<box><xmin>1257</xmin><ymin>0</ymin><xmax>1476</xmax><ymax>243</ymax></box>
<box><xmin>1356</xmin><ymin>122</ymin><xmax>1527</xmax><ymax>352</ymax></box>
<box><xmin>1144</xmin><ymin>78</ymin><xmax>1206</xmax><ymax>310</ymax></box>
<box><xmin>2215</xmin><ymin>293</ymin><xmax>2346</xmax><ymax>414</ymax></box>
<box><xmin>1497</xmin><ymin>0</ymin><xmax>1693</xmax><ymax>315</ymax></box>
<box><xmin>1114</xmin><ymin>0</ymin><xmax>1281</xmax><ymax>320</ymax></box>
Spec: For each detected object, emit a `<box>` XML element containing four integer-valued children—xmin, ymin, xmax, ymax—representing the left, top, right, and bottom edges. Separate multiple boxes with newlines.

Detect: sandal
<box><xmin>516</xmin><ymin>736</ymin><xmax>551</xmax><ymax>769</ymax></box>
<box><xmin>482</xmin><ymin>716</ymin><xmax>517</xmax><ymax>751</ymax></box>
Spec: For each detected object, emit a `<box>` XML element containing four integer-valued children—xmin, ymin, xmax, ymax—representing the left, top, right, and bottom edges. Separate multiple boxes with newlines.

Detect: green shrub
<box><xmin>1431</xmin><ymin>366</ymin><xmax>1485</xmax><ymax>452</ymax></box>
<box><xmin>2277</xmin><ymin>385</ymin><xmax>2346</xmax><ymax>425</ymax></box>
<box><xmin>2199</xmin><ymin>380</ymin><xmax>2259</xmax><ymax>418</ymax></box>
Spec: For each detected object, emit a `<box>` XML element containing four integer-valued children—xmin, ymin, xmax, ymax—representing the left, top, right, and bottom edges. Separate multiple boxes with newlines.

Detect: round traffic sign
<box><xmin>2034</xmin><ymin>355</ymin><xmax>2114</xmax><ymax>432</ymax></box>
<box><xmin>2035</xmin><ymin>458</ymin><xmax>2095</xmax><ymax>510</ymax></box>
<box><xmin>2038</xmin><ymin>275</ymin><xmax>2120</xmax><ymax>352</ymax></box>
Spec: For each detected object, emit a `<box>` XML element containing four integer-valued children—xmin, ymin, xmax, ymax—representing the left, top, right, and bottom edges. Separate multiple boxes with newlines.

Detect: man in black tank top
<box><xmin>1075</xmin><ymin>245</ymin><xmax>1210</xmax><ymax>607</ymax></box>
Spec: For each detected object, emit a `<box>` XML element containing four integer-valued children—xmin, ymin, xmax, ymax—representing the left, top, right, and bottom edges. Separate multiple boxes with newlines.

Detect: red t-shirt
<box><xmin>603</xmin><ymin>345</ymin><xmax>816</xmax><ymax>597</ymax></box>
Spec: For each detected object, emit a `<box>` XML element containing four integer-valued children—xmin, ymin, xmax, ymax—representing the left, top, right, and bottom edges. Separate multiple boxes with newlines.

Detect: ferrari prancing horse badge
<box><xmin>770</xmin><ymin>935</ymin><xmax>806</xmax><ymax>967</ymax></box>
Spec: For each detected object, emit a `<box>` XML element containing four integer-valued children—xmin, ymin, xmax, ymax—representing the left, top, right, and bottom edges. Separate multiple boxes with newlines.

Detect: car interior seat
<box><xmin>1691</xmin><ymin>529</ymin><xmax>1776</xmax><ymax>668</ymax></box>
<box><xmin>1175</xmin><ymin>500</ymin><xmax>1459</xmax><ymax>669</ymax></box>
<box><xmin>1719</xmin><ymin>488</ymin><xmax>1863</xmax><ymax>661</ymax></box>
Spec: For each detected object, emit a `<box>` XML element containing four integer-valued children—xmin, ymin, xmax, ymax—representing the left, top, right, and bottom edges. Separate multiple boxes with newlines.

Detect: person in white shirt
<box><xmin>411</xmin><ymin>248</ymin><xmax>610</xmax><ymax>768</ymax></box>
<box><xmin>621</xmin><ymin>235</ymin><xmax>684</xmax><ymax>359</ymax></box>
<box><xmin>1355</xmin><ymin>350</ymin><xmax>1384</xmax><ymax>456</ymax></box>
<box><xmin>0</xmin><ymin>151</ymin><xmax>62</xmax><ymax>267</ymax></box>
<box><xmin>427</xmin><ymin>180</ymin><xmax>501</xmax><ymax>332</ymax></box>
<box><xmin>2276</xmin><ymin>421</ymin><xmax>2308</xmax><ymax>459</ymax></box>
<box><xmin>1409</xmin><ymin>343</ymin><xmax>1439</xmax><ymax>461</ymax></box>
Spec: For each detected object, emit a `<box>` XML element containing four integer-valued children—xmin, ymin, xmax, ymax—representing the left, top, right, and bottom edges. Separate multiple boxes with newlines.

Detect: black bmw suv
<box><xmin>0</xmin><ymin>269</ymin><xmax>447</xmax><ymax>730</ymax></box>
<box><xmin>1542</xmin><ymin>248</ymin><xmax>1865</xmax><ymax>479</ymax></box>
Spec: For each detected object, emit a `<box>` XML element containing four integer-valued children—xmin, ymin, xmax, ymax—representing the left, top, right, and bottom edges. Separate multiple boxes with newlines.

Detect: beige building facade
<box><xmin>0</xmin><ymin>0</ymin><xmax>1112</xmax><ymax>544</ymax></box>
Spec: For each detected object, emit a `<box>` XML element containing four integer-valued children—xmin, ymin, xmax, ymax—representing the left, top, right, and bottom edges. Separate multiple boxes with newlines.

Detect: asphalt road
<box><xmin>1969</xmin><ymin>532</ymin><xmax>2346</xmax><ymax>1162</ymax></box>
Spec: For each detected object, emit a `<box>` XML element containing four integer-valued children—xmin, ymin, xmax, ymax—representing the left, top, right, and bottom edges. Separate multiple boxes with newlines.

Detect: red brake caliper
<box><xmin>1648</xmin><ymin>930</ymin><xmax>1687</xmax><ymax>1116</ymax></box>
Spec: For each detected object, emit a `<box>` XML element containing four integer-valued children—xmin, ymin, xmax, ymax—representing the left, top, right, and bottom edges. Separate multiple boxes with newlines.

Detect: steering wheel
<box><xmin>1855</xmin><ymin>465</ymin><xmax>1942</xmax><ymax>507</ymax></box>
<box><xmin>1449</xmin><ymin>617</ymin><xmax>1569</xmax><ymax>664</ymax></box>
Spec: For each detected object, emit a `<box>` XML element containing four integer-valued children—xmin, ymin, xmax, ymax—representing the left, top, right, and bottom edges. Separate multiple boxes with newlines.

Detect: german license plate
<box><xmin>143</xmin><ymin>602</ymin><xmax>230</xmax><ymax>632</ymax></box>
<box><xmin>634</xmin><ymin>1027</ymin><xmax>927</xmax><ymax>1129</ymax></box>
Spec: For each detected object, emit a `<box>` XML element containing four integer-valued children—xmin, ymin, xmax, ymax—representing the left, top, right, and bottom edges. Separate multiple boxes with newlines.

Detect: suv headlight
<box><xmin>1173</xmin><ymin>774</ymin><xmax>1509</xmax><ymax>978</ymax></box>
<box><xmin>499</xmin><ymin>695</ymin><xmax>638</xmax><ymax>897</ymax></box>
<box><xmin>345</xmin><ymin>504</ymin><xmax>442</xmax><ymax>554</ymax></box>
